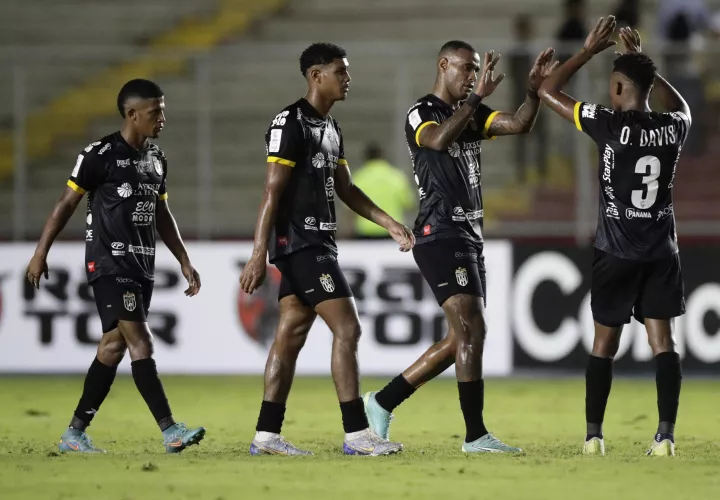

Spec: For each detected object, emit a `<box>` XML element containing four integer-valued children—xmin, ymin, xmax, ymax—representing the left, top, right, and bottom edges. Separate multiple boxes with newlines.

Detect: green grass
<box><xmin>1</xmin><ymin>376</ymin><xmax>719</xmax><ymax>500</ymax></box>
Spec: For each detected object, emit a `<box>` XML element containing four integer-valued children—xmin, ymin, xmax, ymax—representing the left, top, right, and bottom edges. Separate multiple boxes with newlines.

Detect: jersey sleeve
<box><xmin>669</xmin><ymin>111</ymin><xmax>691</xmax><ymax>146</ymax></box>
<box><xmin>335</xmin><ymin>119</ymin><xmax>348</xmax><ymax>166</ymax></box>
<box><xmin>67</xmin><ymin>145</ymin><xmax>106</xmax><ymax>194</ymax></box>
<box><xmin>475</xmin><ymin>103</ymin><xmax>499</xmax><ymax>140</ymax></box>
<box><xmin>406</xmin><ymin>101</ymin><xmax>439</xmax><ymax>148</ymax></box>
<box><xmin>265</xmin><ymin>111</ymin><xmax>304</xmax><ymax>167</ymax></box>
<box><xmin>158</xmin><ymin>152</ymin><xmax>168</xmax><ymax>201</ymax></box>
<box><xmin>573</xmin><ymin>102</ymin><xmax>616</xmax><ymax>142</ymax></box>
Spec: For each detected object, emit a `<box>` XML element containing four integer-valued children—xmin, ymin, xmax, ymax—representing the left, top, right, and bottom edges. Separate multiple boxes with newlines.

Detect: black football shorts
<box><xmin>92</xmin><ymin>276</ymin><xmax>154</xmax><ymax>333</ymax></box>
<box><xmin>413</xmin><ymin>238</ymin><xmax>486</xmax><ymax>307</ymax></box>
<box><xmin>274</xmin><ymin>246</ymin><xmax>353</xmax><ymax>308</ymax></box>
<box><xmin>591</xmin><ymin>248</ymin><xmax>685</xmax><ymax>327</ymax></box>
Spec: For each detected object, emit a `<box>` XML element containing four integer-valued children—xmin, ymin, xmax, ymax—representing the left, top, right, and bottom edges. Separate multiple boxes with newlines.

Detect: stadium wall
<box><xmin>0</xmin><ymin>242</ymin><xmax>718</xmax><ymax>375</ymax></box>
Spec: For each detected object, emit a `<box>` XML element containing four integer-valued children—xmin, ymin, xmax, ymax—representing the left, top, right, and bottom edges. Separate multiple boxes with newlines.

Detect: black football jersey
<box><xmin>264</xmin><ymin>98</ymin><xmax>345</xmax><ymax>263</ymax></box>
<box><xmin>67</xmin><ymin>132</ymin><xmax>168</xmax><ymax>282</ymax></box>
<box><xmin>405</xmin><ymin>94</ymin><xmax>497</xmax><ymax>245</ymax></box>
<box><xmin>574</xmin><ymin>102</ymin><xmax>691</xmax><ymax>260</ymax></box>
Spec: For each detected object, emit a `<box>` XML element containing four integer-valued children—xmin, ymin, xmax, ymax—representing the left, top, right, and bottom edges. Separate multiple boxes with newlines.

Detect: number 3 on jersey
<box><xmin>631</xmin><ymin>155</ymin><xmax>661</xmax><ymax>209</ymax></box>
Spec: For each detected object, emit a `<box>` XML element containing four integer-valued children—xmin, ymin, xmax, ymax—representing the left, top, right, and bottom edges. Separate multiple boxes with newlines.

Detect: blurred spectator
<box><xmin>556</xmin><ymin>0</ymin><xmax>587</xmax><ymax>62</ymax></box>
<box><xmin>613</xmin><ymin>0</ymin><xmax>640</xmax><ymax>29</ymax></box>
<box><xmin>510</xmin><ymin>14</ymin><xmax>548</xmax><ymax>184</ymax></box>
<box><xmin>352</xmin><ymin>142</ymin><xmax>415</xmax><ymax>239</ymax></box>
<box><xmin>657</xmin><ymin>0</ymin><xmax>711</xmax><ymax>156</ymax></box>
<box><xmin>658</xmin><ymin>0</ymin><xmax>711</xmax><ymax>42</ymax></box>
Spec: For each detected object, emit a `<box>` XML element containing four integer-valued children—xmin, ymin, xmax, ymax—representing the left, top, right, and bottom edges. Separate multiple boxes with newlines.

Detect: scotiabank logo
<box><xmin>512</xmin><ymin>247</ymin><xmax>720</xmax><ymax>370</ymax></box>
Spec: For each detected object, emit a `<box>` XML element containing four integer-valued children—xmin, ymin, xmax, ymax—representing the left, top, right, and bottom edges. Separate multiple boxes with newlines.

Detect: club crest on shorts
<box><xmin>455</xmin><ymin>267</ymin><xmax>469</xmax><ymax>287</ymax></box>
<box><xmin>123</xmin><ymin>291</ymin><xmax>137</xmax><ymax>312</ymax></box>
<box><xmin>319</xmin><ymin>273</ymin><xmax>335</xmax><ymax>293</ymax></box>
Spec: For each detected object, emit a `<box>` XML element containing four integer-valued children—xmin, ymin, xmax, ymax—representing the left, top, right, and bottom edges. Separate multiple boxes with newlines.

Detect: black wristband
<box><xmin>465</xmin><ymin>93</ymin><xmax>483</xmax><ymax>109</ymax></box>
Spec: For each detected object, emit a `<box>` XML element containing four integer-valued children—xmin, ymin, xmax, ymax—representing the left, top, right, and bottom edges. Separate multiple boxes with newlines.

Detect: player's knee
<box><xmin>127</xmin><ymin>336</ymin><xmax>154</xmax><ymax>360</ymax></box>
<box><xmin>334</xmin><ymin>320</ymin><xmax>362</xmax><ymax>347</ymax></box>
<box><xmin>593</xmin><ymin>335</ymin><xmax>620</xmax><ymax>358</ymax></box>
<box><xmin>648</xmin><ymin>332</ymin><xmax>677</xmax><ymax>355</ymax></box>
<box><xmin>276</xmin><ymin>320</ymin><xmax>312</xmax><ymax>354</ymax></box>
<box><xmin>97</xmin><ymin>338</ymin><xmax>126</xmax><ymax>365</ymax></box>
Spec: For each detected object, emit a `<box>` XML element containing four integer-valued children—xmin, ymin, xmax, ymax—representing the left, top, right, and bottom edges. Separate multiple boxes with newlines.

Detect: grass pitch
<box><xmin>1</xmin><ymin>375</ymin><xmax>719</xmax><ymax>500</ymax></box>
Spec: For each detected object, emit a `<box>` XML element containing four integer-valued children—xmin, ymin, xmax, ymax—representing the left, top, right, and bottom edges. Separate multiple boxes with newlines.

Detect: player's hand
<box><xmin>474</xmin><ymin>50</ymin><xmax>505</xmax><ymax>98</ymax></box>
<box><xmin>584</xmin><ymin>16</ymin><xmax>617</xmax><ymax>55</ymax></box>
<box><xmin>528</xmin><ymin>47</ymin><xmax>559</xmax><ymax>92</ymax></box>
<box><xmin>181</xmin><ymin>262</ymin><xmax>201</xmax><ymax>297</ymax></box>
<box><xmin>387</xmin><ymin>221</ymin><xmax>415</xmax><ymax>252</ymax></box>
<box><xmin>618</xmin><ymin>27</ymin><xmax>642</xmax><ymax>54</ymax></box>
<box><xmin>26</xmin><ymin>253</ymin><xmax>49</xmax><ymax>289</ymax></box>
<box><xmin>240</xmin><ymin>255</ymin><xmax>267</xmax><ymax>295</ymax></box>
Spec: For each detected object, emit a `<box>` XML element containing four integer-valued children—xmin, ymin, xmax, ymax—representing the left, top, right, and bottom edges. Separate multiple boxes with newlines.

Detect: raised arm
<box><xmin>485</xmin><ymin>48</ymin><xmax>559</xmax><ymax>137</ymax></box>
<box><xmin>539</xmin><ymin>16</ymin><xmax>617</xmax><ymax>124</ymax></box>
<box><xmin>419</xmin><ymin>51</ymin><xmax>503</xmax><ymax>151</ymax></box>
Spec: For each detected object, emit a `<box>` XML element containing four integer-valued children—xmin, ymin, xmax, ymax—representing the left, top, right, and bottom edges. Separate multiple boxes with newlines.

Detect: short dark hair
<box><xmin>299</xmin><ymin>43</ymin><xmax>347</xmax><ymax>76</ymax></box>
<box><xmin>613</xmin><ymin>53</ymin><xmax>657</xmax><ymax>94</ymax></box>
<box><xmin>117</xmin><ymin>79</ymin><xmax>164</xmax><ymax>118</ymax></box>
<box><xmin>438</xmin><ymin>40</ymin><xmax>476</xmax><ymax>57</ymax></box>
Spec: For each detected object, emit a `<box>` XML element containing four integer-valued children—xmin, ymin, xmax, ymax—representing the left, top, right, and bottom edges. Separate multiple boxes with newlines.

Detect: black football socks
<box><xmin>131</xmin><ymin>358</ymin><xmax>174</xmax><ymax>431</ymax></box>
<box><xmin>374</xmin><ymin>374</ymin><xmax>416</xmax><ymax>413</ymax></box>
<box><xmin>458</xmin><ymin>380</ymin><xmax>488</xmax><ymax>442</ymax></box>
<box><xmin>70</xmin><ymin>357</ymin><xmax>118</xmax><ymax>431</ymax></box>
<box><xmin>585</xmin><ymin>355</ymin><xmax>613</xmax><ymax>439</ymax></box>
<box><xmin>655</xmin><ymin>352</ymin><xmax>682</xmax><ymax>440</ymax></box>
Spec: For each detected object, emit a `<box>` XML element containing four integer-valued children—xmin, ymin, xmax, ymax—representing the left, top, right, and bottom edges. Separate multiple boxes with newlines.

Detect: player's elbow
<box><xmin>538</xmin><ymin>86</ymin><xmax>552</xmax><ymax>103</ymax></box>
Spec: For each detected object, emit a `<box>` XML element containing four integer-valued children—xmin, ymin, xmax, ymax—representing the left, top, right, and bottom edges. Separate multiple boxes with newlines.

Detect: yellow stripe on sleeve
<box><xmin>337</xmin><ymin>158</ymin><xmax>348</xmax><ymax>166</ymax></box>
<box><xmin>483</xmin><ymin>111</ymin><xmax>500</xmax><ymax>140</ymax></box>
<box><xmin>267</xmin><ymin>156</ymin><xmax>296</xmax><ymax>167</ymax></box>
<box><xmin>574</xmin><ymin>101</ymin><xmax>583</xmax><ymax>131</ymax></box>
<box><xmin>67</xmin><ymin>180</ymin><xmax>86</xmax><ymax>194</ymax></box>
<box><xmin>415</xmin><ymin>121</ymin><xmax>439</xmax><ymax>147</ymax></box>
<box><xmin>159</xmin><ymin>193</ymin><xmax>168</xmax><ymax>201</ymax></box>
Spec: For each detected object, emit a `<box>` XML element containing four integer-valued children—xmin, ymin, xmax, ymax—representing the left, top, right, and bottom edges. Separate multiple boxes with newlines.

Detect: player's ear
<box><xmin>438</xmin><ymin>57</ymin><xmax>449</xmax><ymax>73</ymax></box>
<box><xmin>309</xmin><ymin>67</ymin><xmax>323</xmax><ymax>85</ymax></box>
<box><xmin>616</xmin><ymin>82</ymin><xmax>622</xmax><ymax>96</ymax></box>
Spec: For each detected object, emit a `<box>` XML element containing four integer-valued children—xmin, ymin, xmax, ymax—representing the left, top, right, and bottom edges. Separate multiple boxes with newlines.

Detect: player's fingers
<box><xmin>483</xmin><ymin>51</ymin><xmax>492</xmax><ymax>67</ymax></box>
<box><xmin>493</xmin><ymin>73</ymin><xmax>506</xmax><ymax>85</ymax></box>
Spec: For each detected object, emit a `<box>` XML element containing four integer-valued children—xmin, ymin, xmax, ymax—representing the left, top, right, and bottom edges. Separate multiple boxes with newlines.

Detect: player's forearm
<box><xmin>424</xmin><ymin>103</ymin><xmax>476</xmax><ymax>150</ymax></box>
<box><xmin>652</xmin><ymin>73</ymin><xmax>691</xmax><ymax>117</ymax></box>
<box><xmin>339</xmin><ymin>185</ymin><xmax>393</xmax><ymax>229</ymax></box>
<box><xmin>508</xmin><ymin>91</ymin><xmax>541</xmax><ymax>134</ymax></box>
<box><xmin>249</xmin><ymin>190</ymin><xmax>280</xmax><ymax>258</ymax></box>
<box><xmin>540</xmin><ymin>48</ymin><xmax>593</xmax><ymax>95</ymax></box>
<box><xmin>156</xmin><ymin>208</ymin><xmax>191</xmax><ymax>266</ymax></box>
<box><xmin>34</xmin><ymin>200</ymin><xmax>77</xmax><ymax>258</ymax></box>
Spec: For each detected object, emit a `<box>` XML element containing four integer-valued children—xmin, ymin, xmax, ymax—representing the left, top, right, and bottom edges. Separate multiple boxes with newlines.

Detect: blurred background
<box><xmin>1</xmin><ymin>0</ymin><xmax>719</xmax><ymax>375</ymax></box>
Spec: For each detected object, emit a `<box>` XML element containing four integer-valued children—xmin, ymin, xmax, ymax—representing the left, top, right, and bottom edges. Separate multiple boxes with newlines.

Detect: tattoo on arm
<box><xmin>487</xmin><ymin>92</ymin><xmax>541</xmax><ymax>136</ymax></box>
<box><xmin>421</xmin><ymin>103</ymin><xmax>476</xmax><ymax>150</ymax></box>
